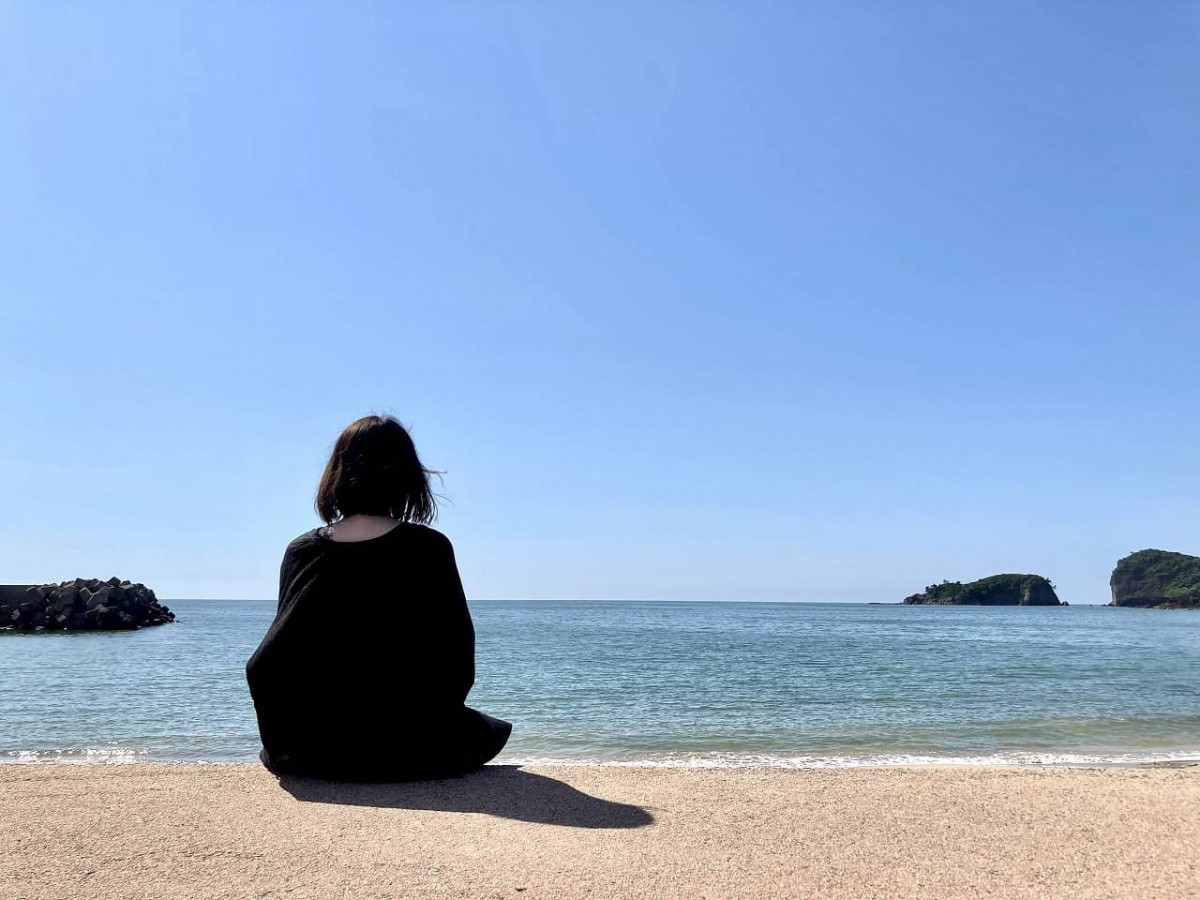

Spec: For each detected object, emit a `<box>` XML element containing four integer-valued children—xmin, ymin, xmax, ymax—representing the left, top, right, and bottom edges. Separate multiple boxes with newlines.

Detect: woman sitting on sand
<box><xmin>245</xmin><ymin>415</ymin><xmax>512</xmax><ymax>781</ymax></box>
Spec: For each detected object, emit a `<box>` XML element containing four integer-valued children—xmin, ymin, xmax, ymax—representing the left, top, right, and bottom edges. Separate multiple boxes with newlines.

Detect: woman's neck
<box><xmin>326</xmin><ymin>514</ymin><xmax>398</xmax><ymax>542</ymax></box>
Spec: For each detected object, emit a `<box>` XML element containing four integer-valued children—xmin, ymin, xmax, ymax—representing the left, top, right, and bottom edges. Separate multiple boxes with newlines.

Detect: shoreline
<box><xmin>4</xmin><ymin>763</ymin><xmax>1198</xmax><ymax>899</ymax></box>
<box><xmin>5</xmin><ymin>747</ymin><xmax>1200</xmax><ymax>770</ymax></box>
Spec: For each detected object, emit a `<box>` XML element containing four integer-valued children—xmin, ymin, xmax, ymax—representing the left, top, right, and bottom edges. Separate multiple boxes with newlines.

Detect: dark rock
<box><xmin>86</xmin><ymin>587</ymin><xmax>112</xmax><ymax>610</ymax></box>
<box><xmin>50</xmin><ymin>587</ymin><xmax>79</xmax><ymax>615</ymax></box>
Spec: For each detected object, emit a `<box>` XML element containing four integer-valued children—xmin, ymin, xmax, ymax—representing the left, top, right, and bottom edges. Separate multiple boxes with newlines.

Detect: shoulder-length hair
<box><xmin>315</xmin><ymin>415</ymin><xmax>438</xmax><ymax>524</ymax></box>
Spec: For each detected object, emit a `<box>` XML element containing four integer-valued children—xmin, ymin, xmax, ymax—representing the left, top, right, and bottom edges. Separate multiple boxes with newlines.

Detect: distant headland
<box><xmin>903</xmin><ymin>574</ymin><xmax>1061</xmax><ymax>606</ymax></box>
<box><xmin>1109</xmin><ymin>549</ymin><xmax>1200</xmax><ymax>609</ymax></box>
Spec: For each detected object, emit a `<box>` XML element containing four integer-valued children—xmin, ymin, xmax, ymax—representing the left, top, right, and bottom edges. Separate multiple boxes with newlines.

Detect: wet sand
<box><xmin>2</xmin><ymin>763</ymin><xmax>1198</xmax><ymax>899</ymax></box>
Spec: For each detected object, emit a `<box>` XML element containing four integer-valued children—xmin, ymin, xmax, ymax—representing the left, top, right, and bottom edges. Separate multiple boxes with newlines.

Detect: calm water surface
<box><xmin>1</xmin><ymin>599</ymin><xmax>1197</xmax><ymax>766</ymax></box>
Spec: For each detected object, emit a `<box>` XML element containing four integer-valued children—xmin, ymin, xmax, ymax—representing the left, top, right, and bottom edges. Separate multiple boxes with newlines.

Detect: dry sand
<box><xmin>2</xmin><ymin>763</ymin><xmax>1198</xmax><ymax>900</ymax></box>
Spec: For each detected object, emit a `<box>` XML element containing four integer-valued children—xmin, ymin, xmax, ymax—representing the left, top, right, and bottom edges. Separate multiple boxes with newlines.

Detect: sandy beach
<box><xmin>2</xmin><ymin>764</ymin><xmax>1197</xmax><ymax>899</ymax></box>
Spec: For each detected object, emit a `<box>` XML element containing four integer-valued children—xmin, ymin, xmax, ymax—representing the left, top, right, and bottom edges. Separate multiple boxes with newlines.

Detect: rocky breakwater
<box><xmin>1109</xmin><ymin>549</ymin><xmax>1200</xmax><ymax>609</ymax></box>
<box><xmin>903</xmin><ymin>574</ymin><xmax>1061</xmax><ymax>605</ymax></box>
<box><xmin>0</xmin><ymin>578</ymin><xmax>176</xmax><ymax>630</ymax></box>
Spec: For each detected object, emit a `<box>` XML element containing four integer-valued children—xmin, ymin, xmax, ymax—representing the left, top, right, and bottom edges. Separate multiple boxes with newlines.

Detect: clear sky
<box><xmin>2</xmin><ymin>3</ymin><xmax>1197</xmax><ymax>603</ymax></box>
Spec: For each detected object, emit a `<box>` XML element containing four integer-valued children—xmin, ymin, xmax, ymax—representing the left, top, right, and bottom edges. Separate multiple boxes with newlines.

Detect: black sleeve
<box><xmin>246</xmin><ymin>545</ymin><xmax>295</xmax><ymax>688</ymax></box>
<box><xmin>439</xmin><ymin>534</ymin><xmax>476</xmax><ymax>703</ymax></box>
<box><xmin>245</xmin><ymin>539</ymin><xmax>314</xmax><ymax>752</ymax></box>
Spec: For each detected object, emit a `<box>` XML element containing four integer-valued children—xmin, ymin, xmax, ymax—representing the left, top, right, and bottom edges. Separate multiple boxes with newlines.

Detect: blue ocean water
<box><xmin>1</xmin><ymin>599</ymin><xmax>1197</xmax><ymax>767</ymax></box>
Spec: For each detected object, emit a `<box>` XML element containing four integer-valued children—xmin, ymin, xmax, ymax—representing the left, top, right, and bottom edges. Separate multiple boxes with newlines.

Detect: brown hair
<box><xmin>315</xmin><ymin>415</ymin><xmax>438</xmax><ymax>524</ymax></box>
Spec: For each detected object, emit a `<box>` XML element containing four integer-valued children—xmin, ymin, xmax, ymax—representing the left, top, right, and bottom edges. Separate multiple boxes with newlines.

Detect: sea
<box><xmin>1</xmin><ymin>599</ymin><xmax>1198</xmax><ymax>768</ymax></box>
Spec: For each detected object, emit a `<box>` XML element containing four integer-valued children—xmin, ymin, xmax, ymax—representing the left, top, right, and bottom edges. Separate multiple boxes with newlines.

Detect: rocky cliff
<box><xmin>903</xmin><ymin>574</ymin><xmax>1061</xmax><ymax>606</ymax></box>
<box><xmin>1109</xmin><ymin>549</ymin><xmax>1200</xmax><ymax>609</ymax></box>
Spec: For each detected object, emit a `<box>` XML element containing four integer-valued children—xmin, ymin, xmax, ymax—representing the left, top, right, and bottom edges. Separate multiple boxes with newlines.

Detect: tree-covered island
<box><xmin>1109</xmin><ymin>549</ymin><xmax>1200</xmax><ymax>609</ymax></box>
<box><xmin>902</xmin><ymin>574</ymin><xmax>1061</xmax><ymax>606</ymax></box>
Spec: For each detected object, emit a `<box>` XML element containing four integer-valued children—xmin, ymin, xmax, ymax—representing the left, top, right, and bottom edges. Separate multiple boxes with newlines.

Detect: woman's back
<box><xmin>250</xmin><ymin>523</ymin><xmax>473</xmax><ymax>703</ymax></box>
<box><xmin>245</xmin><ymin>416</ymin><xmax>511</xmax><ymax>781</ymax></box>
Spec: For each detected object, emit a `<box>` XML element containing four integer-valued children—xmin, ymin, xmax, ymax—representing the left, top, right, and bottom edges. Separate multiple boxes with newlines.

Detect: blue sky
<box><xmin>2</xmin><ymin>3</ymin><xmax>1197</xmax><ymax>603</ymax></box>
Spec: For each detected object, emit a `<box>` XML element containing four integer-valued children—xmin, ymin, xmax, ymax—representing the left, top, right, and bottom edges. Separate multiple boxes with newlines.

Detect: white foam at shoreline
<box><xmin>3</xmin><ymin>747</ymin><xmax>152</xmax><ymax>764</ymax></box>
<box><xmin>500</xmin><ymin>749</ymin><xmax>1200</xmax><ymax>769</ymax></box>
<box><xmin>4</xmin><ymin>747</ymin><xmax>1199</xmax><ymax>768</ymax></box>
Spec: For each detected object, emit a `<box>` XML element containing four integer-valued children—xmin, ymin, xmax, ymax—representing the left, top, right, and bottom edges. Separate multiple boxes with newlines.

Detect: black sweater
<box><xmin>245</xmin><ymin>523</ymin><xmax>511</xmax><ymax>781</ymax></box>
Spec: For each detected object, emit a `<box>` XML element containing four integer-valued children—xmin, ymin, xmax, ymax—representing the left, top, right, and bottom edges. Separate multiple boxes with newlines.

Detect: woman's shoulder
<box><xmin>393</xmin><ymin>522</ymin><xmax>455</xmax><ymax>551</ymax></box>
<box><xmin>283</xmin><ymin>528</ymin><xmax>326</xmax><ymax>557</ymax></box>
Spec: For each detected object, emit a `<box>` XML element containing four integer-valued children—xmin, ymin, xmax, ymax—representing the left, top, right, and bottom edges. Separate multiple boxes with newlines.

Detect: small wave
<box><xmin>4</xmin><ymin>747</ymin><xmax>1199</xmax><ymax>769</ymax></box>
<box><xmin>501</xmin><ymin>749</ymin><xmax>1200</xmax><ymax>769</ymax></box>
<box><xmin>1</xmin><ymin>747</ymin><xmax>152</xmax><ymax>764</ymax></box>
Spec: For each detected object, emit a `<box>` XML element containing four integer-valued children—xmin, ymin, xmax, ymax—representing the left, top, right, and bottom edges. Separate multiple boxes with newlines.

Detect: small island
<box><xmin>1109</xmin><ymin>549</ymin><xmax>1200</xmax><ymax>609</ymax></box>
<box><xmin>903</xmin><ymin>574</ymin><xmax>1061</xmax><ymax>606</ymax></box>
<box><xmin>0</xmin><ymin>577</ymin><xmax>175</xmax><ymax>630</ymax></box>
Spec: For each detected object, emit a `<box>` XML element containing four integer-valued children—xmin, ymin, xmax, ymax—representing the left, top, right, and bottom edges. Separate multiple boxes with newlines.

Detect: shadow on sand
<box><xmin>277</xmin><ymin>765</ymin><xmax>654</xmax><ymax>829</ymax></box>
